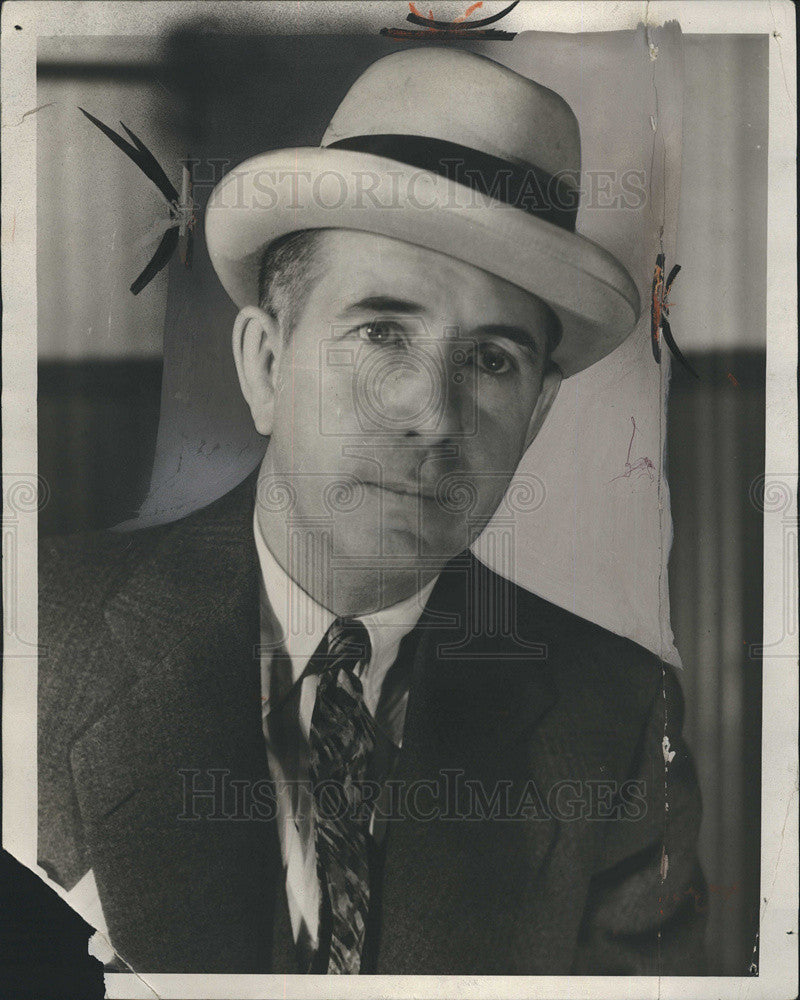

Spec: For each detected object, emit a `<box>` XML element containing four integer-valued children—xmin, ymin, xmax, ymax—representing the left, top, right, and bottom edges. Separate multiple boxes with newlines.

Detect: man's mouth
<box><xmin>364</xmin><ymin>481</ymin><xmax>437</xmax><ymax>501</ymax></box>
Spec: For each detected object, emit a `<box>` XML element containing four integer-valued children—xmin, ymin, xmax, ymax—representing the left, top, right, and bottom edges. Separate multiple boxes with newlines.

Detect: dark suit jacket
<box><xmin>38</xmin><ymin>474</ymin><xmax>707</xmax><ymax>975</ymax></box>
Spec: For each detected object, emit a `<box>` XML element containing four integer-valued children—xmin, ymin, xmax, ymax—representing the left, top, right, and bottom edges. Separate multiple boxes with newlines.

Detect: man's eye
<box><xmin>475</xmin><ymin>344</ymin><xmax>514</xmax><ymax>375</ymax></box>
<box><xmin>355</xmin><ymin>320</ymin><xmax>404</xmax><ymax>345</ymax></box>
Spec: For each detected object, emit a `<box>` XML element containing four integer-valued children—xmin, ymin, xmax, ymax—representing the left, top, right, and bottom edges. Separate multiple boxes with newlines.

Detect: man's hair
<box><xmin>257</xmin><ymin>229</ymin><xmax>328</xmax><ymax>339</ymax></box>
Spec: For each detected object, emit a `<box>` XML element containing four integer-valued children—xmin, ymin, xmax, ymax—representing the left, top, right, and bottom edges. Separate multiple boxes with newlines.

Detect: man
<box><xmin>39</xmin><ymin>47</ymin><xmax>706</xmax><ymax>975</ymax></box>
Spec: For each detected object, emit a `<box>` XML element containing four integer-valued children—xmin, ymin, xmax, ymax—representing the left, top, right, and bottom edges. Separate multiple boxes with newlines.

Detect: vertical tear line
<box><xmin>656</xmin><ymin>345</ymin><xmax>670</xmax><ymax>1000</ymax></box>
<box><xmin>767</xmin><ymin>0</ymin><xmax>793</xmax><ymax>106</ymax></box>
<box><xmin>646</xmin><ymin>26</ymin><xmax>665</xmax><ymax>250</ymax></box>
<box><xmin>648</xmin><ymin>19</ymin><xmax>669</xmax><ymax>998</ymax></box>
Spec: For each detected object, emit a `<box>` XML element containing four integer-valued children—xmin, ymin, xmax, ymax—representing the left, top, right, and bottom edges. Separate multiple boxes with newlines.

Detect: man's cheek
<box><xmin>468</xmin><ymin>427</ymin><xmax>521</xmax><ymax>475</ymax></box>
<box><xmin>316</xmin><ymin>368</ymin><xmax>363</xmax><ymax>434</ymax></box>
<box><xmin>286</xmin><ymin>373</ymin><xmax>356</xmax><ymax>439</ymax></box>
<box><xmin>482</xmin><ymin>418</ymin><xmax>530</xmax><ymax>471</ymax></box>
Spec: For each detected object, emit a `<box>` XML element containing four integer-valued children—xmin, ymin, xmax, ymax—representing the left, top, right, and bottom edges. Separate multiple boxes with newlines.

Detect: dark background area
<box><xmin>668</xmin><ymin>352</ymin><xmax>765</xmax><ymax>975</ymax></box>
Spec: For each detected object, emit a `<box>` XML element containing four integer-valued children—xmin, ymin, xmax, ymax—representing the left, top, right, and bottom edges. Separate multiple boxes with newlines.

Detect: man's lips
<box><xmin>363</xmin><ymin>481</ymin><xmax>437</xmax><ymax>501</ymax></box>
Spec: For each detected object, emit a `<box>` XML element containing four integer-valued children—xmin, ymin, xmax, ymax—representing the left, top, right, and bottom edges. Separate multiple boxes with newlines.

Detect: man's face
<box><xmin>244</xmin><ymin>229</ymin><xmax>559</xmax><ymax>589</ymax></box>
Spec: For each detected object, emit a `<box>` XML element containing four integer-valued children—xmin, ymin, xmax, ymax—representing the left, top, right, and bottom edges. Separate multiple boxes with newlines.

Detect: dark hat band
<box><xmin>327</xmin><ymin>133</ymin><xmax>579</xmax><ymax>232</ymax></box>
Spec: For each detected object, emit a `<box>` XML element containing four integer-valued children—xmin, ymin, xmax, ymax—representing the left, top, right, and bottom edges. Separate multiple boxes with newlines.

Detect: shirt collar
<box><xmin>254</xmin><ymin>506</ymin><xmax>438</xmax><ymax>716</ymax></box>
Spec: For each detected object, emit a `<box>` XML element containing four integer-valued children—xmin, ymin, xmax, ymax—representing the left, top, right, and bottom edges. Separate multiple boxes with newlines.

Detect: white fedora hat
<box><xmin>205</xmin><ymin>47</ymin><xmax>640</xmax><ymax>377</ymax></box>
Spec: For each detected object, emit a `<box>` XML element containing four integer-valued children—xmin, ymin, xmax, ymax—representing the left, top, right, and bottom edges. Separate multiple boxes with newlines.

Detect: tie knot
<box><xmin>324</xmin><ymin>617</ymin><xmax>371</xmax><ymax>675</ymax></box>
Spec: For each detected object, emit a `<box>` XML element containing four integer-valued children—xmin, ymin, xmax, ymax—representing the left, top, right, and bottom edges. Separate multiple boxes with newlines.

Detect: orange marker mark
<box><xmin>408</xmin><ymin>2</ymin><xmax>436</xmax><ymax>29</ymax></box>
<box><xmin>409</xmin><ymin>1</ymin><xmax>485</xmax><ymax>25</ymax></box>
<box><xmin>652</xmin><ymin>263</ymin><xmax>663</xmax><ymax>330</ymax></box>
<box><xmin>455</xmin><ymin>1</ymin><xmax>484</xmax><ymax>21</ymax></box>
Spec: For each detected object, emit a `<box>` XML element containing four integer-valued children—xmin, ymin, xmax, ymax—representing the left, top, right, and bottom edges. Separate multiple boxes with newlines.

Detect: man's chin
<box><xmin>334</xmin><ymin>515</ymin><xmax>468</xmax><ymax>567</ymax></box>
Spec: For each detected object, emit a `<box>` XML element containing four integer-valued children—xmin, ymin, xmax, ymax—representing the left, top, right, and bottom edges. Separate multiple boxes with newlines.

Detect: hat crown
<box><xmin>322</xmin><ymin>47</ymin><xmax>580</xmax><ymax>182</ymax></box>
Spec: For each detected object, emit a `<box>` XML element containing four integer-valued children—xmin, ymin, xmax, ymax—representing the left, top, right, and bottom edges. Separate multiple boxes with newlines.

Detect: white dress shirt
<box><xmin>254</xmin><ymin>507</ymin><xmax>437</xmax><ymax>951</ymax></box>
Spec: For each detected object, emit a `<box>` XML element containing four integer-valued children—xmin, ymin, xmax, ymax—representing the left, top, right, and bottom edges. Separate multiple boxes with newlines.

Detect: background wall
<box><xmin>37</xmin><ymin>32</ymin><xmax>766</xmax><ymax>975</ymax></box>
<box><xmin>669</xmin><ymin>34</ymin><xmax>768</xmax><ymax>977</ymax></box>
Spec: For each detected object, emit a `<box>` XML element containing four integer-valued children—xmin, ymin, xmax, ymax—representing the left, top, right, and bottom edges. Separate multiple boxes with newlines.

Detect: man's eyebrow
<box><xmin>337</xmin><ymin>296</ymin><xmax>428</xmax><ymax>318</ymax></box>
<box><xmin>335</xmin><ymin>301</ymin><xmax>549</xmax><ymax>355</ymax></box>
<box><xmin>472</xmin><ymin>324</ymin><xmax>545</xmax><ymax>357</ymax></box>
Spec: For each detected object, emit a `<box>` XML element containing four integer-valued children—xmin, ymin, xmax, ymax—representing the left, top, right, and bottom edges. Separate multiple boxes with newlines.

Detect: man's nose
<box><xmin>356</xmin><ymin>342</ymin><xmax>468</xmax><ymax>439</ymax></box>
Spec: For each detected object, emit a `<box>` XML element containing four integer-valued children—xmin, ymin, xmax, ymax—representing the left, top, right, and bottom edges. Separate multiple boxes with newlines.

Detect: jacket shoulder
<box><xmin>438</xmin><ymin>554</ymin><xmax>674</xmax><ymax>731</ymax></box>
<box><xmin>38</xmin><ymin>475</ymin><xmax>254</xmax><ymax>625</ymax></box>
<box><xmin>508</xmin><ymin>572</ymin><xmax>679</xmax><ymax>730</ymax></box>
<box><xmin>37</xmin><ymin>480</ymin><xmax>256</xmax><ymax>889</ymax></box>
<box><xmin>38</xmin><ymin>522</ymin><xmax>172</xmax><ymax>678</ymax></box>
<box><xmin>38</xmin><ymin>525</ymin><xmax>165</xmax><ymax>887</ymax></box>
<box><xmin>40</xmin><ymin>526</ymin><xmax>156</xmax><ymax>607</ymax></box>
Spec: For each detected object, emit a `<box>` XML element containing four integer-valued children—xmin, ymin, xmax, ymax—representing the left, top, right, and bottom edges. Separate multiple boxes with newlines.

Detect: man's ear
<box><xmin>232</xmin><ymin>305</ymin><xmax>284</xmax><ymax>436</ymax></box>
<box><xmin>524</xmin><ymin>363</ymin><xmax>562</xmax><ymax>450</ymax></box>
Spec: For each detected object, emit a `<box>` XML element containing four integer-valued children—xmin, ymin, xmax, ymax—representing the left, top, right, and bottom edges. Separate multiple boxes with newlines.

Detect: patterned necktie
<box><xmin>308</xmin><ymin>617</ymin><xmax>376</xmax><ymax>974</ymax></box>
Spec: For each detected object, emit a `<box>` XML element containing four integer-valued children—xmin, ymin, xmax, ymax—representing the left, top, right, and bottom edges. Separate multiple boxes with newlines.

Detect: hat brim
<box><xmin>205</xmin><ymin>148</ymin><xmax>641</xmax><ymax>377</ymax></box>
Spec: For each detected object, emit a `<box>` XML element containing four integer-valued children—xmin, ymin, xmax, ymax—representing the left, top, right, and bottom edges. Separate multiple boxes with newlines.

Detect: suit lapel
<box><xmin>71</xmin><ymin>475</ymin><xmax>284</xmax><ymax>972</ymax></box>
<box><xmin>376</xmin><ymin>552</ymin><xmax>562</xmax><ymax>974</ymax></box>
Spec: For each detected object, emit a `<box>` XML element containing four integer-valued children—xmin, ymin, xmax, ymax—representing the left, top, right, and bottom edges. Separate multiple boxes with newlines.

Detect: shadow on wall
<box><xmin>668</xmin><ymin>351</ymin><xmax>764</xmax><ymax>977</ymax></box>
<box><xmin>38</xmin><ymin>361</ymin><xmax>163</xmax><ymax>535</ymax></box>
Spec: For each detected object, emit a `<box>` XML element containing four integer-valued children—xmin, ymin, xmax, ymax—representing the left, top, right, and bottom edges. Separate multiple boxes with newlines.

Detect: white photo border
<box><xmin>2</xmin><ymin>2</ymin><xmax>796</xmax><ymax>998</ymax></box>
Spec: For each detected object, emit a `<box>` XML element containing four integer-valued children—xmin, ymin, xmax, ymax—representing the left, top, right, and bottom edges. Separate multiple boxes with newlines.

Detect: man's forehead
<box><xmin>312</xmin><ymin>230</ymin><xmax>548</xmax><ymax>327</ymax></box>
<box><xmin>322</xmin><ymin>230</ymin><xmax>467</xmax><ymax>289</ymax></box>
